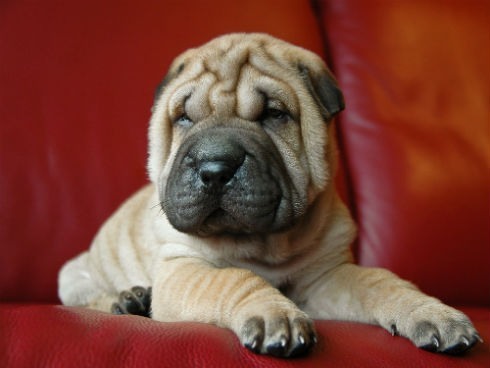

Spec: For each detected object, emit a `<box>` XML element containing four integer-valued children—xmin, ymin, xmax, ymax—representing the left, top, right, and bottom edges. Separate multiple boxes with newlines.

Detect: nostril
<box><xmin>199</xmin><ymin>161</ymin><xmax>237</xmax><ymax>187</ymax></box>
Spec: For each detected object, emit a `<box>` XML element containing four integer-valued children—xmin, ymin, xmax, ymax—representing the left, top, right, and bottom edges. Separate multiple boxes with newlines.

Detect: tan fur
<box><xmin>59</xmin><ymin>33</ymin><xmax>479</xmax><ymax>357</ymax></box>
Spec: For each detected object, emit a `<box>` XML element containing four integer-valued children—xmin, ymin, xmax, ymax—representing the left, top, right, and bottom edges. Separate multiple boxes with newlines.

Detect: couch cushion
<box><xmin>317</xmin><ymin>0</ymin><xmax>490</xmax><ymax>305</ymax></box>
<box><xmin>1</xmin><ymin>304</ymin><xmax>488</xmax><ymax>367</ymax></box>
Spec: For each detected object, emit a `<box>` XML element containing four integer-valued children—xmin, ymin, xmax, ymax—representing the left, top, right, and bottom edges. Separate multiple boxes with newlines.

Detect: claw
<box><xmin>390</xmin><ymin>324</ymin><xmax>398</xmax><ymax>337</ymax></box>
<box><xmin>110</xmin><ymin>303</ymin><xmax>124</xmax><ymax>315</ymax></box>
<box><xmin>289</xmin><ymin>333</ymin><xmax>314</xmax><ymax>357</ymax></box>
<box><xmin>245</xmin><ymin>338</ymin><xmax>260</xmax><ymax>353</ymax></box>
<box><xmin>420</xmin><ymin>335</ymin><xmax>440</xmax><ymax>352</ymax></box>
<box><xmin>298</xmin><ymin>334</ymin><xmax>306</xmax><ymax>345</ymax></box>
<box><xmin>312</xmin><ymin>334</ymin><xmax>318</xmax><ymax>344</ymax></box>
<box><xmin>266</xmin><ymin>335</ymin><xmax>288</xmax><ymax>357</ymax></box>
<box><xmin>433</xmin><ymin>336</ymin><xmax>441</xmax><ymax>350</ymax></box>
<box><xmin>443</xmin><ymin>336</ymin><xmax>473</xmax><ymax>355</ymax></box>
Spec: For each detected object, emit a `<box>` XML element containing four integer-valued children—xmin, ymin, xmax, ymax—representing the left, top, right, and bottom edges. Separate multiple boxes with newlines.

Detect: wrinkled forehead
<box><xmin>164</xmin><ymin>36</ymin><xmax>308</xmax><ymax>120</ymax></box>
<box><xmin>191</xmin><ymin>36</ymin><xmax>299</xmax><ymax>78</ymax></box>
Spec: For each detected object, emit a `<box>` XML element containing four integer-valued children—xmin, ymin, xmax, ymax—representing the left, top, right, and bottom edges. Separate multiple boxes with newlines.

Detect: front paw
<box><xmin>392</xmin><ymin>303</ymin><xmax>481</xmax><ymax>354</ymax></box>
<box><xmin>111</xmin><ymin>286</ymin><xmax>152</xmax><ymax>317</ymax></box>
<box><xmin>239</xmin><ymin>312</ymin><xmax>317</xmax><ymax>358</ymax></box>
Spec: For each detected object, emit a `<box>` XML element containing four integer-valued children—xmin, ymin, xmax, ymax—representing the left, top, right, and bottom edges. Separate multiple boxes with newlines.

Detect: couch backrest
<box><xmin>0</xmin><ymin>0</ymin><xmax>324</xmax><ymax>303</ymax></box>
<box><xmin>1</xmin><ymin>0</ymin><xmax>488</xmax><ymax>307</ymax></box>
<box><xmin>318</xmin><ymin>0</ymin><xmax>490</xmax><ymax>306</ymax></box>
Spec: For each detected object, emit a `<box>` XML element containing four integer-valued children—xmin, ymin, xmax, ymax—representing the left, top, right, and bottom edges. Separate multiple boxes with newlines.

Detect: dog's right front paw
<box><xmin>240</xmin><ymin>313</ymin><xmax>317</xmax><ymax>358</ymax></box>
<box><xmin>111</xmin><ymin>286</ymin><xmax>152</xmax><ymax>317</ymax></box>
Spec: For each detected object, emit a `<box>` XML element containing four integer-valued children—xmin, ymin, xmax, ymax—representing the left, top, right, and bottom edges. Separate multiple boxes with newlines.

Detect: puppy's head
<box><xmin>148</xmin><ymin>33</ymin><xmax>344</xmax><ymax>236</ymax></box>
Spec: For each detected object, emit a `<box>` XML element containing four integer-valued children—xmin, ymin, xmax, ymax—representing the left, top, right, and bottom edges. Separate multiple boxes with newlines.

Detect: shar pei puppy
<box><xmin>59</xmin><ymin>33</ymin><xmax>480</xmax><ymax>358</ymax></box>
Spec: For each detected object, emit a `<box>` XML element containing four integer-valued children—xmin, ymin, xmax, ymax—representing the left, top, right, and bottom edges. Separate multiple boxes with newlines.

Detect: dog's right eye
<box><xmin>175</xmin><ymin>114</ymin><xmax>193</xmax><ymax>128</ymax></box>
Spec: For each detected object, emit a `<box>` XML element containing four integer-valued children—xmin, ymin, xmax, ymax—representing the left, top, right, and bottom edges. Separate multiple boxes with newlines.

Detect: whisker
<box><xmin>151</xmin><ymin>201</ymin><xmax>169</xmax><ymax>217</ymax></box>
<box><xmin>150</xmin><ymin>202</ymin><xmax>162</xmax><ymax>210</ymax></box>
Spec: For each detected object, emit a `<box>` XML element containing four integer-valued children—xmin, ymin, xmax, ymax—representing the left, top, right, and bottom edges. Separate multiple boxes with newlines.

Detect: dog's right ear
<box><xmin>152</xmin><ymin>63</ymin><xmax>185</xmax><ymax>112</ymax></box>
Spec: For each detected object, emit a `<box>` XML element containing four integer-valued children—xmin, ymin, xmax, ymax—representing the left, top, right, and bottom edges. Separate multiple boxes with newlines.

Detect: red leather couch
<box><xmin>1</xmin><ymin>0</ymin><xmax>489</xmax><ymax>366</ymax></box>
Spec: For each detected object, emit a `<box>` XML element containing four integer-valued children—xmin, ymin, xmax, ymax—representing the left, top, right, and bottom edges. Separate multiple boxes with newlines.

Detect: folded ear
<box><xmin>152</xmin><ymin>62</ymin><xmax>185</xmax><ymax>111</ymax></box>
<box><xmin>298</xmin><ymin>63</ymin><xmax>345</xmax><ymax>120</ymax></box>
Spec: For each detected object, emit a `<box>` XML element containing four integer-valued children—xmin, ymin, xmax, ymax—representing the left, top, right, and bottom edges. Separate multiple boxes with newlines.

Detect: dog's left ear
<box><xmin>298</xmin><ymin>63</ymin><xmax>345</xmax><ymax>121</ymax></box>
<box><xmin>152</xmin><ymin>62</ymin><xmax>185</xmax><ymax>112</ymax></box>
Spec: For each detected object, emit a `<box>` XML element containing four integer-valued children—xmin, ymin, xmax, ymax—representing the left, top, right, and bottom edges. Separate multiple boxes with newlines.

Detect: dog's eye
<box><xmin>175</xmin><ymin>114</ymin><xmax>193</xmax><ymax>128</ymax></box>
<box><xmin>262</xmin><ymin>108</ymin><xmax>290</xmax><ymax>124</ymax></box>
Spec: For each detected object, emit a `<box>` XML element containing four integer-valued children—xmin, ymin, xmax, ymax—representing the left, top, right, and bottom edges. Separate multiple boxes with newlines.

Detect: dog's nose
<box><xmin>199</xmin><ymin>161</ymin><xmax>238</xmax><ymax>187</ymax></box>
<box><xmin>187</xmin><ymin>127</ymin><xmax>246</xmax><ymax>189</ymax></box>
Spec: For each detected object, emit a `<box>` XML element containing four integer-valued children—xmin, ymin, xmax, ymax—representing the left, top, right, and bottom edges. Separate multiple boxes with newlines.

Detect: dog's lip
<box><xmin>197</xmin><ymin>208</ymin><xmax>230</xmax><ymax>236</ymax></box>
<box><xmin>206</xmin><ymin>208</ymin><xmax>227</xmax><ymax>220</ymax></box>
<box><xmin>204</xmin><ymin>207</ymin><xmax>241</xmax><ymax>228</ymax></box>
<box><xmin>199</xmin><ymin>207</ymin><xmax>254</xmax><ymax>236</ymax></box>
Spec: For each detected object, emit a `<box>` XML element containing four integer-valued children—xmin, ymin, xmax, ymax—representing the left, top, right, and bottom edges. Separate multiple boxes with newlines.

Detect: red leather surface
<box><xmin>1</xmin><ymin>305</ymin><xmax>488</xmax><ymax>368</ymax></box>
<box><xmin>0</xmin><ymin>0</ymin><xmax>323</xmax><ymax>303</ymax></box>
<box><xmin>319</xmin><ymin>0</ymin><xmax>490</xmax><ymax>306</ymax></box>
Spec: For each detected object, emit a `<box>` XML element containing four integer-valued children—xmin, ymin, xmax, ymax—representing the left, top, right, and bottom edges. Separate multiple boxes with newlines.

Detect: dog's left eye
<box><xmin>175</xmin><ymin>114</ymin><xmax>193</xmax><ymax>128</ymax></box>
<box><xmin>262</xmin><ymin>108</ymin><xmax>290</xmax><ymax>124</ymax></box>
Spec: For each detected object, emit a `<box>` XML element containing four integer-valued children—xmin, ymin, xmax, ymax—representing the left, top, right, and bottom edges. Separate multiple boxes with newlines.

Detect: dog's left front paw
<box><xmin>111</xmin><ymin>286</ymin><xmax>152</xmax><ymax>317</ymax></box>
<box><xmin>392</xmin><ymin>302</ymin><xmax>481</xmax><ymax>355</ymax></box>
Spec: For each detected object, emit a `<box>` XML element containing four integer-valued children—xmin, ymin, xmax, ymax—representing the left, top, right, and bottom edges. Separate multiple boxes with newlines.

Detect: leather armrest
<box><xmin>1</xmin><ymin>304</ymin><xmax>488</xmax><ymax>367</ymax></box>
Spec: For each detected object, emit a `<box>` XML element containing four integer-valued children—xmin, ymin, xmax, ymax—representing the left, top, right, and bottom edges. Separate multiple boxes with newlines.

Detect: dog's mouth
<box><xmin>198</xmin><ymin>208</ymin><xmax>246</xmax><ymax>237</ymax></box>
<box><xmin>197</xmin><ymin>198</ymin><xmax>283</xmax><ymax>236</ymax></box>
<box><xmin>162</xmin><ymin>170</ymin><xmax>288</xmax><ymax>236</ymax></box>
